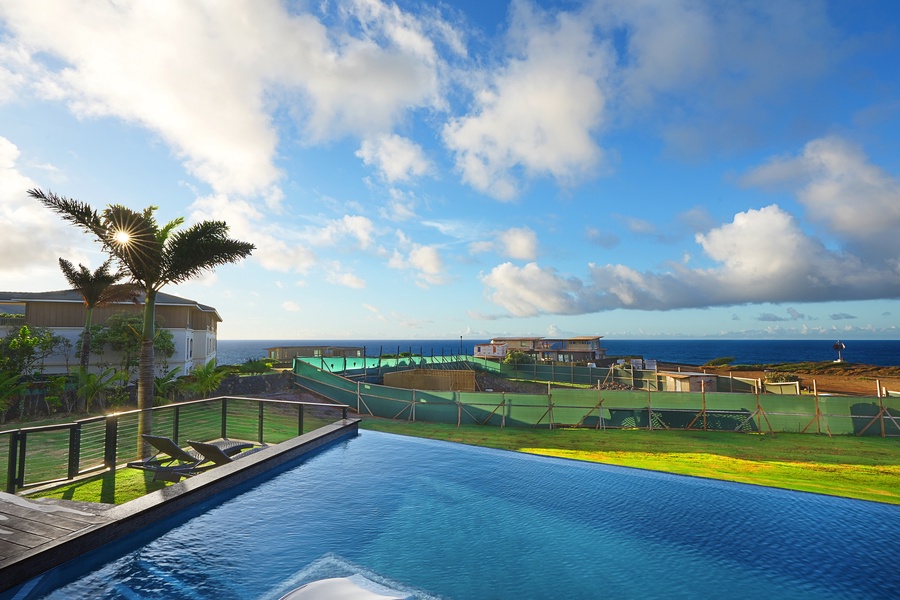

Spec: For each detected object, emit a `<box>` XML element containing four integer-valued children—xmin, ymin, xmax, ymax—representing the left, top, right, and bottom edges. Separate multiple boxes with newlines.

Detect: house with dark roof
<box><xmin>0</xmin><ymin>290</ymin><xmax>221</xmax><ymax>376</ymax></box>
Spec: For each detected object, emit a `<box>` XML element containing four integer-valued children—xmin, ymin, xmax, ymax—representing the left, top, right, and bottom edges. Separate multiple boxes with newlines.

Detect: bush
<box><xmin>704</xmin><ymin>357</ymin><xmax>735</xmax><ymax>367</ymax></box>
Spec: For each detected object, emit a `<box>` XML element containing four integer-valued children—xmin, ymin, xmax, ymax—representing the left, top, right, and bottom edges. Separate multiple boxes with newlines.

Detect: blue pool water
<box><xmin>31</xmin><ymin>431</ymin><xmax>900</xmax><ymax>599</ymax></box>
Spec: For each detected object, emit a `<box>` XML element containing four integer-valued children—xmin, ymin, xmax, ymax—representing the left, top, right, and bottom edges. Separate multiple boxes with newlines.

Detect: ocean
<box><xmin>216</xmin><ymin>338</ymin><xmax>900</xmax><ymax>367</ymax></box>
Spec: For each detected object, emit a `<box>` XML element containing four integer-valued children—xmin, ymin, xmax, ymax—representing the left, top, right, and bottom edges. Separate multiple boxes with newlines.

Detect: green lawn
<box><xmin>28</xmin><ymin>416</ymin><xmax>900</xmax><ymax>505</ymax></box>
<box><xmin>360</xmin><ymin>419</ymin><xmax>900</xmax><ymax>504</ymax></box>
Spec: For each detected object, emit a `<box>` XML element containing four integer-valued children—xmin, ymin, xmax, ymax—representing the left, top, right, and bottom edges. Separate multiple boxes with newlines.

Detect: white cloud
<box><xmin>282</xmin><ymin>301</ymin><xmax>302</xmax><ymax>312</ymax></box>
<box><xmin>357</xmin><ymin>134</ymin><xmax>432</xmax><ymax>182</ymax></box>
<box><xmin>378</xmin><ymin>188</ymin><xmax>418</xmax><ymax>221</ymax></box>
<box><xmin>742</xmin><ymin>136</ymin><xmax>900</xmax><ymax>261</ymax></box>
<box><xmin>308</xmin><ymin>215</ymin><xmax>375</xmax><ymax>249</ymax></box>
<box><xmin>0</xmin><ymin>0</ymin><xmax>449</xmax><ymax>198</ymax></box>
<box><xmin>468</xmin><ymin>226</ymin><xmax>538</xmax><ymax>260</ymax></box>
<box><xmin>0</xmin><ymin>136</ymin><xmax>87</xmax><ymax>283</ymax></box>
<box><xmin>588</xmin><ymin>1</ymin><xmax>839</xmax><ymax>155</ymax></box>
<box><xmin>500</xmin><ymin>226</ymin><xmax>538</xmax><ymax>260</ymax></box>
<box><xmin>481</xmin><ymin>204</ymin><xmax>900</xmax><ymax>316</ymax></box>
<box><xmin>324</xmin><ymin>262</ymin><xmax>366</xmax><ymax>289</ymax></box>
<box><xmin>388</xmin><ymin>240</ymin><xmax>448</xmax><ymax>287</ymax></box>
<box><xmin>443</xmin><ymin>2</ymin><xmax>609</xmax><ymax>200</ymax></box>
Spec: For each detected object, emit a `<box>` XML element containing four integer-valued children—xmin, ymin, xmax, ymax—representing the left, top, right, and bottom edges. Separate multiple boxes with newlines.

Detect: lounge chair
<box><xmin>186</xmin><ymin>439</ymin><xmax>268</xmax><ymax>468</ymax></box>
<box><xmin>127</xmin><ymin>434</ymin><xmax>254</xmax><ymax>482</ymax></box>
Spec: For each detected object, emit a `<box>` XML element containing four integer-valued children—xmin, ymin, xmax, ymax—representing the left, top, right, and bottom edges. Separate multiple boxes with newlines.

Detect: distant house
<box><xmin>266</xmin><ymin>345</ymin><xmax>365</xmax><ymax>363</ymax></box>
<box><xmin>475</xmin><ymin>336</ymin><xmax>605</xmax><ymax>363</ymax></box>
<box><xmin>0</xmin><ymin>290</ymin><xmax>221</xmax><ymax>376</ymax></box>
<box><xmin>661</xmin><ymin>371</ymin><xmax>717</xmax><ymax>393</ymax></box>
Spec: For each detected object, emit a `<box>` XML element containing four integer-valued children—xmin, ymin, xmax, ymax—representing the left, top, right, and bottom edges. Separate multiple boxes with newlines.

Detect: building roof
<box><xmin>0</xmin><ymin>290</ymin><xmax>221</xmax><ymax>321</ymax></box>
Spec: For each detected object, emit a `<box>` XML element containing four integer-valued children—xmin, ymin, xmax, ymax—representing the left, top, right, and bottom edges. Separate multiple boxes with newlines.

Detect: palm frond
<box><xmin>102</xmin><ymin>205</ymin><xmax>164</xmax><ymax>284</ymax></box>
<box><xmin>28</xmin><ymin>188</ymin><xmax>105</xmax><ymax>239</ymax></box>
<box><xmin>58</xmin><ymin>258</ymin><xmax>134</xmax><ymax>307</ymax></box>
<box><xmin>161</xmin><ymin>221</ymin><xmax>255</xmax><ymax>285</ymax></box>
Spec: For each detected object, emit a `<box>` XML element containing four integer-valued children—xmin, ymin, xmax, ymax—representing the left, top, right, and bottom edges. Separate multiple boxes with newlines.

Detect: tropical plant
<box><xmin>30</xmin><ymin>188</ymin><xmax>254</xmax><ymax>456</ymax></box>
<box><xmin>58</xmin><ymin>257</ymin><xmax>139</xmax><ymax>411</ymax></box>
<box><xmin>240</xmin><ymin>357</ymin><xmax>274</xmax><ymax>375</ymax></box>
<box><xmin>181</xmin><ymin>359</ymin><xmax>228</xmax><ymax>399</ymax></box>
<box><xmin>73</xmin><ymin>366</ymin><xmax>128</xmax><ymax>413</ymax></box>
<box><xmin>0</xmin><ymin>369</ymin><xmax>28</xmax><ymax>424</ymax></box>
<box><xmin>503</xmin><ymin>350</ymin><xmax>535</xmax><ymax>365</ymax></box>
<box><xmin>154</xmin><ymin>367</ymin><xmax>184</xmax><ymax>406</ymax></box>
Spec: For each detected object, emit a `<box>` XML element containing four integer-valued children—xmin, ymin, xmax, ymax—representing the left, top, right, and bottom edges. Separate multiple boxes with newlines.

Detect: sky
<box><xmin>1</xmin><ymin>0</ymin><xmax>899</xmax><ymax>341</ymax></box>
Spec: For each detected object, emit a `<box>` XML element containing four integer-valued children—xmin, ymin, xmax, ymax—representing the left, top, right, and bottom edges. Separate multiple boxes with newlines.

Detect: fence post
<box><xmin>298</xmin><ymin>404</ymin><xmax>305</xmax><ymax>435</ymax></box>
<box><xmin>258</xmin><ymin>401</ymin><xmax>264</xmax><ymax>444</ymax></box>
<box><xmin>6</xmin><ymin>431</ymin><xmax>19</xmax><ymax>493</ymax></box>
<box><xmin>68</xmin><ymin>424</ymin><xmax>81</xmax><ymax>480</ymax></box>
<box><xmin>342</xmin><ymin>406</ymin><xmax>348</xmax><ymax>420</ymax></box>
<box><xmin>104</xmin><ymin>414</ymin><xmax>118</xmax><ymax>469</ymax></box>
<box><xmin>221</xmin><ymin>398</ymin><xmax>228</xmax><ymax>440</ymax></box>
<box><xmin>173</xmin><ymin>405</ymin><xmax>180</xmax><ymax>442</ymax></box>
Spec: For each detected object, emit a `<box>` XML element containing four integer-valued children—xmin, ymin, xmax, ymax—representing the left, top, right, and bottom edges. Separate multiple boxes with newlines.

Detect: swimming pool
<box><xmin>25</xmin><ymin>431</ymin><xmax>900</xmax><ymax>598</ymax></box>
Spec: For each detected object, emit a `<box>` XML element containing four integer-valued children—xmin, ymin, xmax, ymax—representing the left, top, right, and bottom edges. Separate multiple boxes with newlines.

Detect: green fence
<box><xmin>0</xmin><ymin>397</ymin><xmax>347</xmax><ymax>494</ymax></box>
<box><xmin>293</xmin><ymin>360</ymin><xmax>900</xmax><ymax>437</ymax></box>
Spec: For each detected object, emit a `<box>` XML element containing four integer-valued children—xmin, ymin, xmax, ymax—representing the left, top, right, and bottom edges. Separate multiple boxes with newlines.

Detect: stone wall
<box><xmin>213</xmin><ymin>371</ymin><xmax>294</xmax><ymax>397</ymax></box>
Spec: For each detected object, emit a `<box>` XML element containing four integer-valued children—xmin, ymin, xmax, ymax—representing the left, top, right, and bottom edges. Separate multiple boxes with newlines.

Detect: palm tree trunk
<box><xmin>77</xmin><ymin>308</ymin><xmax>93</xmax><ymax>413</ymax></box>
<box><xmin>137</xmin><ymin>290</ymin><xmax>156</xmax><ymax>458</ymax></box>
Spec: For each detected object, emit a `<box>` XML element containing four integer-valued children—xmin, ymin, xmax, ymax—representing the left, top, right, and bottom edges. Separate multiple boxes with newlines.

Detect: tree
<box><xmin>503</xmin><ymin>350</ymin><xmax>535</xmax><ymax>365</ymax></box>
<box><xmin>73</xmin><ymin>366</ymin><xmax>127</xmax><ymax>413</ymax></box>
<box><xmin>58</xmin><ymin>257</ymin><xmax>139</xmax><ymax>412</ymax></box>
<box><xmin>0</xmin><ymin>370</ymin><xmax>27</xmax><ymax>424</ymax></box>
<box><xmin>89</xmin><ymin>312</ymin><xmax>176</xmax><ymax>381</ymax></box>
<box><xmin>182</xmin><ymin>359</ymin><xmax>227</xmax><ymax>399</ymax></box>
<box><xmin>30</xmin><ymin>188</ymin><xmax>254</xmax><ymax>456</ymax></box>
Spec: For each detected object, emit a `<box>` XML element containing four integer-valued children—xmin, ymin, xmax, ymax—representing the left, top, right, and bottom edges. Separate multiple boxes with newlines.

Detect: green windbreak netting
<box><xmin>507</xmin><ymin>394</ymin><xmax>553</xmax><ymax>427</ymax></box>
<box><xmin>293</xmin><ymin>358</ymin><xmax>900</xmax><ymax>436</ymax></box>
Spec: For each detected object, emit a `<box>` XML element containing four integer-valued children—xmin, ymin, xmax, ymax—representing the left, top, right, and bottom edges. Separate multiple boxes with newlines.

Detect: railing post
<box><xmin>258</xmin><ymin>401</ymin><xmax>264</xmax><ymax>444</ymax></box>
<box><xmin>6</xmin><ymin>431</ymin><xmax>19</xmax><ymax>493</ymax></box>
<box><xmin>221</xmin><ymin>398</ymin><xmax>228</xmax><ymax>440</ymax></box>
<box><xmin>298</xmin><ymin>404</ymin><xmax>305</xmax><ymax>435</ymax></box>
<box><xmin>68</xmin><ymin>424</ymin><xmax>81</xmax><ymax>480</ymax></box>
<box><xmin>342</xmin><ymin>406</ymin><xmax>348</xmax><ymax>420</ymax></box>
<box><xmin>16</xmin><ymin>432</ymin><xmax>27</xmax><ymax>489</ymax></box>
<box><xmin>104</xmin><ymin>414</ymin><xmax>118</xmax><ymax>469</ymax></box>
<box><xmin>173</xmin><ymin>405</ymin><xmax>180</xmax><ymax>443</ymax></box>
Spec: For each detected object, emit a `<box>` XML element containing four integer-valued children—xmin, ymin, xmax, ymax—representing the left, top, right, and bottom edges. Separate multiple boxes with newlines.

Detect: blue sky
<box><xmin>1</xmin><ymin>0</ymin><xmax>899</xmax><ymax>341</ymax></box>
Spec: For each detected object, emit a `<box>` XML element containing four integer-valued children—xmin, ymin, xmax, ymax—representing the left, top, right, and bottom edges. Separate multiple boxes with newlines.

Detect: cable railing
<box><xmin>1</xmin><ymin>396</ymin><xmax>348</xmax><ymax>494</ymax></box>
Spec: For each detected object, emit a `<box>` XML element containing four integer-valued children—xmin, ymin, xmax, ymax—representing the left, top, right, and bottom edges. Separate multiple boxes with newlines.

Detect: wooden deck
<box><xmin>0</xmin><ymin>418</ymin><xmax>360</xmax><ymax>596</ymax></box>
<box><xmin>0</xmin><ymin>493</ymin><xmax>112</xmax><ymax>565</ymax></box>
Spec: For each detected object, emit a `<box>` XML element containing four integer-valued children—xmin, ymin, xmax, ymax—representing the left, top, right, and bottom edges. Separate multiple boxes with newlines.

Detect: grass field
<box><xmin>23</xmin><ymin>410</ymin><xmax>900</xmax><ymax>506</ymax></box>
<box><xmin>360</xmin><ymin>419</ymin><xmax>900</xmax><ymax>504</ymax></box>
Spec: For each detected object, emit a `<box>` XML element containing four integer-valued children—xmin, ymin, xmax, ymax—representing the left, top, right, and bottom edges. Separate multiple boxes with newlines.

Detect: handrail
<box><xmin>2</xmin><ymin>395</ymin><xmax>349</xmax><ymax>493</ymax></box>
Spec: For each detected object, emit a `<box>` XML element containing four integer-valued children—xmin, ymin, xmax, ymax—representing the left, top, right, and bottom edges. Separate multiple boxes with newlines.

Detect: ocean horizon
<box><xmin>216</xmin><ymin>338</ymin><xmax>900</xmax><ymax>367</ymax></box>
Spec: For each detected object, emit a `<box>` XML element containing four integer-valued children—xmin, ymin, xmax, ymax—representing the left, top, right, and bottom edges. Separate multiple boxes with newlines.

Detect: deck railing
<box><xmin>1</xmin><ymin>396</ymin><xmax>348</xmax><ymax>494</ymax></box>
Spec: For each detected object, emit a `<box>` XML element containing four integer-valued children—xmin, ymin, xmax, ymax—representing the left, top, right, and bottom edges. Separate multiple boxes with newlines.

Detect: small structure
<box><xmin>266</xmin><ymin>345</ymin><xmax>364</xmax><ymax>362</ymax></box>
<box><xmin>661</xmin><ymin>371</ymin><xmax>717</xmax><ymax>393</ymax></box>
<box><xmin>383</xmin><ymin>369</ymin><xmax>476</xmax><ymax>392</ymax></box>
<box><xmin>474</xmin><ymin>343</ymin><xmax>508</xmax><ymax>360</ymax></box>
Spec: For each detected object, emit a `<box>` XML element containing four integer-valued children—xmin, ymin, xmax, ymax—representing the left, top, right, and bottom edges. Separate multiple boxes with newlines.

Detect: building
<box><xmin>0</xmin><ymin>290</ymin><xmax>221</xmax><ymax>376</ymax></box>
<box><xmin>265</xmin><ymin>345</ymin><xmax>365</xmax><ymax>363</ymax></box>
<box><xmin>475</xmin><ymin>336</ymin><xmax>605</xmax><ymax>363</ymax></box>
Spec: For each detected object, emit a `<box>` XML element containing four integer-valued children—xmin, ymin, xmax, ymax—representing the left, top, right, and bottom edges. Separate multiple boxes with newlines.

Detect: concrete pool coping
<box><xmin>0</xmin><ymin>417</ymin><xmax>361</xmax><ymax>595</ymax></box>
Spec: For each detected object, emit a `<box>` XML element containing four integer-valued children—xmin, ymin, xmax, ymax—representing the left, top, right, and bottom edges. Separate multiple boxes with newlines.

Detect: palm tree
<box><xmin>29</xmin><ymin>188</ymin><xmax>254</xmax><ymax>456</ymax></box>
<box><xmin>58</xmin><ymin>257</ymin><xmax>139</xmax><ymax>412</ymax></box>
<box><xmin>182</xmin><ymin>359</ymin><xmax>228</xmax><ymax>399</ymax></box>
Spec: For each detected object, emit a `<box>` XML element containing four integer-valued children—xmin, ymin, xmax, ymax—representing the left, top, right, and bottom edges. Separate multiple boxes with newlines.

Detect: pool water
<box><xmin>32</xmin><ymin>431</ymin><xmax>900</xmax><ymax>599</ymax></box>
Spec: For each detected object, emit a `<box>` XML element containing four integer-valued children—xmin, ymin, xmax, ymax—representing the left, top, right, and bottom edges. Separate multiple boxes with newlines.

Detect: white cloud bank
<box><xmin>482</xmin><ymin>136</ymin><xmax>900</xmax><ymax>317</ymax></box>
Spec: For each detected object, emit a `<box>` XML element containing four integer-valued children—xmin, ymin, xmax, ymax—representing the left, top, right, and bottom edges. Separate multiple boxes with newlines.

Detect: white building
<box><xmin>0</xmin><ymin>290</ymin><xmax>220</xmax><ymax>376</ymax></box>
